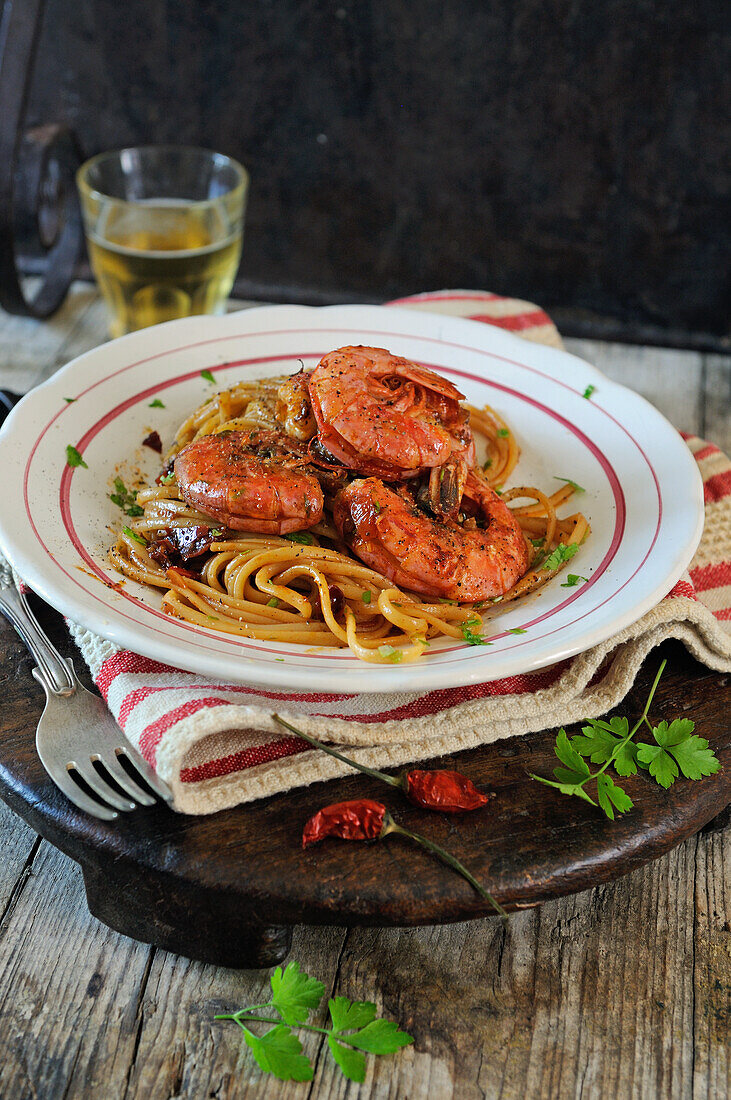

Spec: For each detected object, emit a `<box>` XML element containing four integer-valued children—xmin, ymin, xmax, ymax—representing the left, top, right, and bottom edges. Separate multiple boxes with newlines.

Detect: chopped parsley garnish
<box><xmin>560</xmin><ymin>573</ymin><xmax>589</xmax><ymax>588</ymax></box>
<box><xmin>122</xmin><ymin>525</ymin><xmax>146</xmax><ymax>545</ymax></box>
<box><xmin>201</xmin><ymin>369</ymin><xmax>216</xmax><ymax>384</ymax></box>
<box><xmin>507</xmin><ymin>627</ymin><xmax>527</xmax><ymax>634</ymax></box>
<box><xmin>378</xmin><ymin>644</ymin><xmax>402</xmax><ymax>663</ymax></box>
<box><xmin>494</xmin><ymin>485</ymin><xmax>503</xmax><ymax>495</ymax></box>
<box><xmin>361</xmin><ymin>591</ymin><xmax>372</xmax><ymax>604</ymax></box>
<box><xmin>542</xmin><ymin>542</ymin><xmax>580</xmax><ymax>571</ymax></box>
<box><xmin>149</xmin><ymin>398</ymin><xmax>166</xmax><ymax>408</ymax></box>
<box><xmin>109</xmin><ymin>477</ymin><xmax>144</xmax><ymax>517</ymax></box>
<box><xmin>530</xmin><ymin>537</ymin><xmax>544</xmax><ymax>548</ymax></box>
<box><xmin>438</xmin><ymin>597</ymin><xmax>457</xmax><ymax>605</ymax></box>
<box><xmin>210</xmin><ymin>528</ymin><xmax>224</xmax><ymax>537</ymax></box>
<box><xmin>373</xmin><ymin>501</ymin><xmax>382</xmax><ymax>514</ymax></box>
<box><xmin>267</xmin><ymin>597</ymin><xmax>280</xmax><ymax>608</ymax></box>
<box><xmin>65</xmin><ymin>444</ymin><xmax>87</xmax><ymax>469</ymax></box>
<box><xmin>497</xmin><ymin>428</ymin><xmax>510</xmax><ymax>438</ymax></box>
<box><xmin>160</xmin><ymin>471</ymin><xmax>176</xmax><ymax>484</ymax></box>
<box><xmin>63</xmin><ymin>397</ymin><xmax>76</xmax><ymax>403</ymax></box>
<box><xmin>285</xmin><ymin>531</ymin><xmax>315</xmax><ymax>545</ymax></box>
<box><xmin>554</xmin><ymin>476</ymin><xmax>585</xmax><ymax>494</ymax></box>
<box><xmin>483</xmin><ymin>457</ymin><xmax>492</xmax><ymax>470</ymax></box>
<box><xmin>582</xmin><ymin>384</ymin><xmax>596</xmax><ymax>399</ymax></box>
<box><xmin>460</xmin><ymin>618</ymin><xmax>491</xmax><ymax>645</ymax></box>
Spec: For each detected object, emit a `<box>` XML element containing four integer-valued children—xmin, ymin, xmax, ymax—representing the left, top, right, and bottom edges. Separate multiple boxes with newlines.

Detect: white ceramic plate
<box><xmin>0</xmin><ymin>304</ymin><xmax>703</xmax><ymax>692</ymax></box>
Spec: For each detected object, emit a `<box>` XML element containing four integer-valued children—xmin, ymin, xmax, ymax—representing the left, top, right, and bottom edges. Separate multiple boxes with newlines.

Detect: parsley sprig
<box><xmin>285</xmin><ymin>531</ymin><xmax>315</xmax><ymax>545</ymax></box>
<box><xmin>530</xmin><ymin>660</ymin><xmax>721</xmax><ymax>817</ymax></box>
<box><xmin>560</xmin><ymin>573</ymin><xmax>588</xmax><ymax>588</ymax></box>
<box><xmin>65</xmin><ymin>444</ymin><xmax>87</xmax><ymax>469</ymax></box>
<box><xmin>378</xmin><ymin>643</ymin><xmax>402</xmax><ymax>662</ymax></box>
<box><xmin>122</xmin><ymin>525</ymin><xmax>146</xmax><ymax>546</ymax></box>
<box><xmin>553</xmin><ymin>476</ymin><xmax>585</xmax><ymax>493</ymax></box>
<box><xmin>542</xmin><ymin>542</ymin><xmax>579</xmax><ymax>571</ymax></box>
<box><xmin>460</xmin><ymin>617</ymin><xmax>491</xmax><ymax>645</ymax></box>
<box><xmin>109</xmin><ymin>477</ymin><xmax>144</xmax><ymax>517</ymax></box>
<box><xmin>215</xmin><ymin>960</ymin><xmax>413</xmax><ymax>1083</ymax></box>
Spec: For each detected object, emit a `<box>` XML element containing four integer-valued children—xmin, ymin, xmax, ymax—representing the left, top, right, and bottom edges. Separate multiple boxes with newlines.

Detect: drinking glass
<box><xmin>77</xmin><ymin>146</ymin><xmax>248</xmax><ymax>337</ymax></box>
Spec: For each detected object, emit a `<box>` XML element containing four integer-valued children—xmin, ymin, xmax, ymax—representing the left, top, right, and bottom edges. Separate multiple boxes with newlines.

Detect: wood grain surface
<box><xmin>0</xmin><ymin>289</ymin><xmax>728</xmax><ymax>1098</ymax></box>
<box><xmin>1</xmin><ymin>596</ymin><xmax>729</xmax><ymax>959</ymax></box>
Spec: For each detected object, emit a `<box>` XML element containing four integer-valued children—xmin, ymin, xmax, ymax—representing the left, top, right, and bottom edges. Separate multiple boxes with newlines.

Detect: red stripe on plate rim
<box><xmin>57</xmin><ymin>359</ymin><xmax>628</xmax><ymax>660</ymax></box>
<box><xmin>20</xmin><ymin>324</ymin><xmax>664</xmax><ymax>669</ymax></box>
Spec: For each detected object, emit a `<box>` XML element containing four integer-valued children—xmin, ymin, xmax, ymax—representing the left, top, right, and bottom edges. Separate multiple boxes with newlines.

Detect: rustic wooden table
<box><xmin>0</xmin><ymin>286</ymin><xmax>729</xmax><ymax>1099</ymax></box>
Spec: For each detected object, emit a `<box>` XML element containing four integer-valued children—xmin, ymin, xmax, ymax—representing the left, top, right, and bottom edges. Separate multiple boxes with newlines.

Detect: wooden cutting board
<box><xmin>0</xmin><ymin>596</ymin><xmax>728</xmax><ymax>969</ymax></box>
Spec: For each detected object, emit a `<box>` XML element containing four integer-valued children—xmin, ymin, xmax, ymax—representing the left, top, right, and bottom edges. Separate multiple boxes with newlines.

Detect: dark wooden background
<box><xmin>18</xmin><ymin>0</ymin><xmax>731</xmax><ymax>344</ymax></box>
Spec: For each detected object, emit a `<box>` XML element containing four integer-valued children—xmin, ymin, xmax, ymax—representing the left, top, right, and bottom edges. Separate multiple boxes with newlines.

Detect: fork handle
<box><xmin>0</xmin><ymin>584</ymin><xmax>76</xmax><ymax>695</ymax></box>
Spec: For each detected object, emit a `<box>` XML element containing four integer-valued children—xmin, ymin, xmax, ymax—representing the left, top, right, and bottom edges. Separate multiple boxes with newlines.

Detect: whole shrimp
<box><xmin>174</xmin><ymin>428</ymin><xmax>324</xmax><ymax>534</ymax></box>
<box><xmin>304</xmin><ymin>346</ymin><xmax>474</xmax><ymax>480</ymax></box>
<box><xmin>333</xmin><ymin>471</ymin><xmax>530</xmax><ymax>601</ymax></box>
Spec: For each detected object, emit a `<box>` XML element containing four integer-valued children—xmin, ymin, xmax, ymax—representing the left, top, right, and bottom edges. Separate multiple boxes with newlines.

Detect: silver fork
<box><xmin>0</xmin><ymin>579</ymin><xmax>173</xmax><ymax>820</ymax></box>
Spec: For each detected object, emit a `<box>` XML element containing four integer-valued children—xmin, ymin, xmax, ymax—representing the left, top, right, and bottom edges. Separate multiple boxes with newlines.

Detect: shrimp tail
<box><xmin>428</xmin><ymin>456</ymin><xmax>469</xmax><ymax>521</ymax></box>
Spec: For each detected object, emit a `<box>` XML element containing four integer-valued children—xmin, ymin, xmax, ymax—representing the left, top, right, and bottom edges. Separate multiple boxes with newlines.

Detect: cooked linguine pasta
<box><xmin>111</xmin><ymin>371</ymin><xmax>590</xmax><ymax>663</ymax></box>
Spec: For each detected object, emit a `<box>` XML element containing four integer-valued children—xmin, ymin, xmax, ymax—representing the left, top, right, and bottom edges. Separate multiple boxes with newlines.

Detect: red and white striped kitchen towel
<box><xmin>59</xmin><ymin>292</ymin><xmax>731</xmax><ymax>812</ymax></box>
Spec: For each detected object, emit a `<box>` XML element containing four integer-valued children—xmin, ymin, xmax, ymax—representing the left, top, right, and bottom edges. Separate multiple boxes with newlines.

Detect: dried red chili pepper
<box><xmin>302</xmin><ymin>799</ymin><xmax>507</xmax><ymax>921</ymax></box>
<box><xmin>327</xmin><ymin>584</ymin><xmax>345</xmax><ymax>618</ymax></box>
<box><xmin>148</xmin><ymin>524</ymin><xmax>217</xmax><ymax>568</ymax></box>
<box><xmin>142</xmin><ymin>430</ymin><xmax>163</xmax><ymax>453</ymax></box>
<box><xmin>274</xmin><ymin>715</ymin><xmax>492</xmax><ymax>814</ymax></box>
<box><xmin>302</xmin><ymin>799</ymin><xmax>386</xmax><ymax>847</ymax></box>
<box><xmin>156</xmin><ymin>458</ymin><xmax>175</xmax><ymax>483</ymax></box>
<box><xmin>405</xmin><ymin>770</ymin><xmax>492</xmax><ymax>812</ymax></box>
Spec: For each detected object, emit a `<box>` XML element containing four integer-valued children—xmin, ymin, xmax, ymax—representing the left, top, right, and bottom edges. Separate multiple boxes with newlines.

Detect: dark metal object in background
<box><xmin>0</xmin><ymin>0</ymin><xmax>82</xmax><ymax>317</ymax></box>
<box><xmin>0</xmin><ymin>390</ymin><xmax>21</xmax><ymax>423</ymax></box>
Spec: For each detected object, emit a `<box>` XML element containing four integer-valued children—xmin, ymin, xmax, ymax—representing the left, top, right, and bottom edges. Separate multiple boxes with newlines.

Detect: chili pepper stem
<box><xmin>384</xmin><ymin>820</ymin><xmax>508</xmax><ymax>923</ymax></box>
<box><xmin>273</xmin><ymin>714</ymin><xmax>402</xmax><ymax>788</ymax></box>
